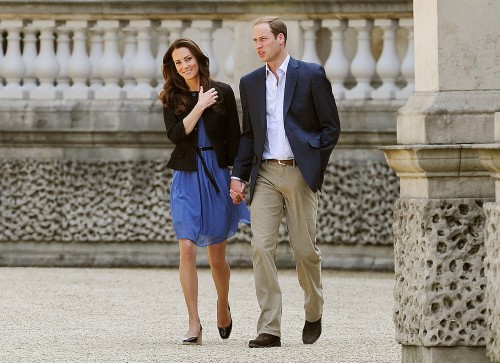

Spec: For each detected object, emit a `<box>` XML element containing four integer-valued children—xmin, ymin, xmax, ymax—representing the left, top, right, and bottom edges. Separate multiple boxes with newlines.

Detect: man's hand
<box><xmin>229</xmin><ymin>179</ymin><xmax>246</xmax><ymax>204</ymax></box>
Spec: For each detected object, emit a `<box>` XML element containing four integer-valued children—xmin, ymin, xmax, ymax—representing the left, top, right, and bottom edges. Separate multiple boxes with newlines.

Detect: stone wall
<box><xmin>0</xmin><ymin>157</ymin><xmax>398</xmax><ymax>269</ymax></box>
<box><xmin>484</xmin><ymin>203</ymin><xmax>500</xmax><ymax>362</ymax></box>
<box><xmin>393</xmin><ymin>198</ymin><xmax>489</xmax><ymax>346</ymax></box>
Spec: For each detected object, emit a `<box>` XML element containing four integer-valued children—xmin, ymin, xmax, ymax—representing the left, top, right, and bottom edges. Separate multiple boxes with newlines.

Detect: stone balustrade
<box><xmin>0</xmin><ymin>1</ymin><xmax>412</xmax><ymax>270</ymax></box>
<box><xmin>0</xmin><ymin>12</ymin><xmax>414</xmax><ymax>100</ymax></box>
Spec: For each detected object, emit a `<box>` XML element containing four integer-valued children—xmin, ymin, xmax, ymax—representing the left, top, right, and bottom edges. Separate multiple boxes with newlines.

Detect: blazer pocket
<box><xmin>308</xmin><ymin>138</ymin><xmax>321</xmax><ymax>148</ymax></box>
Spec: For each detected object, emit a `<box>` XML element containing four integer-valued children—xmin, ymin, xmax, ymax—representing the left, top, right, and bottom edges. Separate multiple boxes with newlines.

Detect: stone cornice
<box><xmin>380</xmin><ymin>144</ymin><xmax>494</xmax><ymax>198</ymax></box>
<box><xmin>381</xmin><ymin>145</ymin><xmax>488</xmax><ymax>178</ymax></box>
<box><xmin>0</xmin><ymin>99</ymin><xmax>397</xmax><ymax>149</ymax></box>
<box><xmin>0</xmin><ymin>0</ymin><xmax>413</xmax><ymax>20</ymax></box>
<box><xmin>467</xmin><ymin>144</ymin><xmax>500</xmax><ymax>201</ymax></box>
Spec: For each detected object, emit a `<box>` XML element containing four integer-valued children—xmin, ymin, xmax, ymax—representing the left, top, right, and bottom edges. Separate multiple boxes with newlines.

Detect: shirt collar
<box><xmin>266</xmin><ymin>53</ymin><xmax>290</xmax><ymax>77</ymax></box>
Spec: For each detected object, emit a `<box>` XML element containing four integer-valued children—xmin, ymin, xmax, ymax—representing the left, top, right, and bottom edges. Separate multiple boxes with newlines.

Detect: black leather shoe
<box><xmin>218</xmin><ymin>305</ymin><xmax>232</xmax><ymax>339</ymax></box>
<box><xmin>182</xmin><ymin>325</ymin><xmax>202</xmax><ymax>345</ymax></box>
<box><xmin>302</xmin><ymin>317</ymin><xmax>322</xmax><ymax>344</ymax></box>
<box><xmin>248</xmin><ymin>333</ymin><xmax>281</xmax><ymax>348</ymax></box>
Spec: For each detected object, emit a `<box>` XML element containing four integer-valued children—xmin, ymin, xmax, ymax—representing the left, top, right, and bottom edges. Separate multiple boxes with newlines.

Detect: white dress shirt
<box><xmin>263</xmin><ymin>54</ymin><xmax>294</xmax><ymax>161</ymax></box>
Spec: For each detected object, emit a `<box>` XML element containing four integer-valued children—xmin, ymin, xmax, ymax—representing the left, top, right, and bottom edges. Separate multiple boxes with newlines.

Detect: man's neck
<box><xmin>266</xmin><ymin>52</ymin><xmax>288</xmax><ymax>74</ymax></box>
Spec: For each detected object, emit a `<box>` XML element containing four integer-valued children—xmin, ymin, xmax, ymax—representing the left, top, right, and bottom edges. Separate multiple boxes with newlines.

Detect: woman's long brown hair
<box><xmin>158</xmin><ymin>38</ymin><xmax>218</xmax><ymax>115</ymax></box>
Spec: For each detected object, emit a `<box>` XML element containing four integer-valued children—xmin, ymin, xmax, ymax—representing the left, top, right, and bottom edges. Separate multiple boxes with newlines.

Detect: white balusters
<box><xmin>0</xmin><ymin>20</ymin><xmax>26</xmax><ymax>99</ymax></box>
<box><xmin>191</xmin><ymin>20</ymin><xmax>220</xmax><ymax>77</ymax></box>
<box><xmin>300</xmin><ymin>20</ymin><xmax>321</xmax><ymax>64</ymax></box>
<box><xmin>128</xmin><ymin>20</ymin><xmax>156</xmax><ymax>99</ymax></box>
<box><xmin>323</xmin><ymin>19</ymin><xmax>349</xmax><ymax>100</ymax></box>
<box><xmin>155</xmin><ymin>23</ymin><xmax>170</xmax><ymax>89</ymax></box>
<box><xmin>21</xmin><ymin>25</ymin><xmax>38</xmax><ymax>91</ymax></box>
<box><xmin>94</xmin><ymin>20</ymin><xmax>124</xmax><ymax>99</ymax></box>
<box><xmin>372</xmin><ymin>19</ymin><xmax>400</xmax><ymax>99</ymax></box>
<box><xmin>156</xmin><ymin>20</ymin><xmax>184</xmax><ymax>92</ymax></box>
<box><xmin>0</xmin><ymin>16</ymin><xmax>414</xmax><ymax>101</ymax></box>
<box><xmin>56</xmin><ymin>25</ymin><xmax>71</xmax><ymax>91</ymax></box>
<box><xmin>66</xmin><ymin>20</ymin><xmax>93</xmax><ymax>99</ymax></box>
<box><xmin>396</xmin><ymin>18</ymin><xmax>415</xmax><ymax>99</ymax></box>
<box><xmin>166</xmin><ymin>20</ymin><xmax>183</xmax><ymax>44</ymax></box>
<box><xmin>0</xmin><ymin>24</ymin><xmax>4</xmax><ymax>89</ymax></box>
<box><xmin>31</xmin><ymin>20</ymin><xmax>61</xmax><ymax>99</ymax></box>
<box><xmin>89</xmin><ymin>25</ymin><xmax>104</xmax><ymax>91</ymax></box>
<box><xmin>122</xmin><ymin>25</ymin><xmax>137</xmax><ymax>91</ymax></box>
<box><xmin>346</xmin><ymin>19</ymin><xmax>376</xmax><ymax>100</ymax></box>
<box><xmin>222</xmin><ymin>20</ymin><xmax>236</xmax><ymax>89</ymax></box>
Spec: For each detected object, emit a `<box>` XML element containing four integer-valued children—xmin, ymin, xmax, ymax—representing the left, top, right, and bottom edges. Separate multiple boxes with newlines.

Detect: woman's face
<box><xmin>172</xmin><ymin>47</ymin><xmax>200</xmax><ymax>84</ymax></box>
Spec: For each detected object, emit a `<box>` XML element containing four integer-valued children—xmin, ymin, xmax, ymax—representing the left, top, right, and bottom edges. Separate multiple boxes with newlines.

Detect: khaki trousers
<box><xmin>250</xmin><ymin>161</ymin><xmax>324</xmax><ymax>337</ymax></box>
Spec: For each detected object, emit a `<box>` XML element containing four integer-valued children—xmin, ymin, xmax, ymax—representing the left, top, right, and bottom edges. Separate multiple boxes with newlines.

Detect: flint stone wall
<box><xmin>393</xmin><ymin>198</ymin><xmax>490</xmax><ymax>346</ymax></box>
<box><xmin>0</xmin><ymin>158</ymin><xmax>398</xmax><ymax>265</ymax></box>
<box><xmin>484</xmin><ymin>203</ymin><xmax>500</xmax><ymax>362</ymax></box>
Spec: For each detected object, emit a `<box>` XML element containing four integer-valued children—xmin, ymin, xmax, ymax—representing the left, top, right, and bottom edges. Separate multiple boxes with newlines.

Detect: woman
<box><xmin>158</xmin><ymin>38</ymin><xmax>250</xmax><ymax>345</ymax></box>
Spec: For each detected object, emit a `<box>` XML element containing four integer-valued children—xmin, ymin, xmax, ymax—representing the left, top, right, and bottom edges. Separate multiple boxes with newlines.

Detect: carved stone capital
<box><xmin>472</xmin><ymin>144</ymin><xmax>500</xmax><ymax>202</ymax></box>
<box><xmin>381</xmin><ymin>144</ymin><xmax>493</xmax><ymax>198</ymax></box>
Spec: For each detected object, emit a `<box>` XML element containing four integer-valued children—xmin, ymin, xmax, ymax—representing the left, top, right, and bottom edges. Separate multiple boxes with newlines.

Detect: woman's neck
<box><xmin>186</xmin><ymin>78</ymin><xmax>200</xmax><ymax>92</ymax></box>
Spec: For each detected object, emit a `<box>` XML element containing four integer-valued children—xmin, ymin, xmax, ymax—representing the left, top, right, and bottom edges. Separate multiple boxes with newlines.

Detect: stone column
<box><xmin>381</xmin><ymin>1</ymin><xmax>500</xmax><ymax>362</ymax></box>
<box><xmin>475</xmin><ymin>113</ymin><xmax>500</xmax><ymax>363</ymax></box>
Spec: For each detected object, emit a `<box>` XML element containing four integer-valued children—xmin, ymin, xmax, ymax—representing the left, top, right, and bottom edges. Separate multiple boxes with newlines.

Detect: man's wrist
<box><xmin>231</xmin><ymin>176</ymin><xmax>247</xmax><ymax>184</ymax></box>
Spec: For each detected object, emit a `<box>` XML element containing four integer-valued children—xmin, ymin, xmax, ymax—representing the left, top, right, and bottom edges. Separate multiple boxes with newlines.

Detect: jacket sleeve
<box><xmin>311</xmin><ymin>66</ymin><xmax>341</xmax><ymax>171</ymax></box>
<box><xmin>223</xmin><ymin>85</ymin><xmax>241</xmax><ymax>166</ymax></box>
<box><xmin>231</xmin><ymin>78</ymin><xmax>254</xmax><ymax>182</ymax></box>
<box><xmin>163</xmin><ymin>105</ymin><xmax>187</xmax><ymax>145</ymax></box>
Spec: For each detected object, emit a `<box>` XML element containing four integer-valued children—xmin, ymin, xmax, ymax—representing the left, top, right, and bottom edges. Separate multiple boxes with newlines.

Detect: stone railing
<box><xmin>0</xmin><ymin>1</ymin><xmax>414</xmax><ymax>101</ymax></box>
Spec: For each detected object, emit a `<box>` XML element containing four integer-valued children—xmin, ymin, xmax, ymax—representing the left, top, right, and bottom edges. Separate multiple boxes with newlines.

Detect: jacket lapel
<box><xmin>255</xmin><ymin>66</ymin><xmax>267</xmax><ymax>131</ymax></box>
<box><xmin>283</xmin><ymin>57</ymin><xmax>299</xmax><ymax>118</ymax></box>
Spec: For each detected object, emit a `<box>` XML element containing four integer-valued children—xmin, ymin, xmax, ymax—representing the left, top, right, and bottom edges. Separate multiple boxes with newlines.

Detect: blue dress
<box><xmin>170</xmin><ymin>118</ymin><xmax>250</xmax><ymax>247</ymax></box>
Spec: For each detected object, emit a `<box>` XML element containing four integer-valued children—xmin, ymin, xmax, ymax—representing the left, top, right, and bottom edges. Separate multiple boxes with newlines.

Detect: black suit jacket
<box><xmin>232</xmin><ymin>57</ymin><xmax>340</xmax><ymax>203</ymax></box>
<box><xmin>163</xmin><ymin>81</ymin><xmax>241</xmax><ymax>171</ymax></box>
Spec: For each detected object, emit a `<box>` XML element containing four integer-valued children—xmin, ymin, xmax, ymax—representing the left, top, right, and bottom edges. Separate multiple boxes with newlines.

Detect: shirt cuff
<box><xmin>231</xmin><ymin>176</ymin><xmax>248</xmax><ymax>184</ymax></box>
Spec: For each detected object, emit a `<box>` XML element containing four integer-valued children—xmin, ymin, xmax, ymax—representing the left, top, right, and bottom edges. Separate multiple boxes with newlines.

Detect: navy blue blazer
<box><xmin>232</xmin><ymin>57</ymin><xmax>340</xmax><ymax>203</ymax></box>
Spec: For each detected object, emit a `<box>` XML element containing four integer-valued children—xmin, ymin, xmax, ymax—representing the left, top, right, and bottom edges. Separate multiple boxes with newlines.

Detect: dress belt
<box><xmin>194</xmin><ymin>146</ymin><xmax>220</xmax><ymax>193</ymax></box>
<box><xmin>198</xmin><ymin>146</ymin><xmax>214</xmax><ymax>152</ymax></box>
<box><xmin>264</xmin><ymin>159</ymin><xmax>296</xmax><ymax>166</ymax></box>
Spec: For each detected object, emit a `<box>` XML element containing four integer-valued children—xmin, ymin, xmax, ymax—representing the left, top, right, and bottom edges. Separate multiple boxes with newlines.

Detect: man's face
<box><xmin>252</xmin><ymin>23</ymin><xmax>285</xmax><ymax>63</ymax></box>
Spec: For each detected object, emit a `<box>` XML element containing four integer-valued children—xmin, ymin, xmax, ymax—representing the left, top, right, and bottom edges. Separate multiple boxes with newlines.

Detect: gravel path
<box><xmin>0</xmin><ymin>267</ymin><xmax>400</xmax><ymax>363</ymax></box>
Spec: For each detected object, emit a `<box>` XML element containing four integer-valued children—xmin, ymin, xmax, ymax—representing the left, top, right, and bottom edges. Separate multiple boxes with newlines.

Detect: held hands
<box><xmin>229</xmin><ymin>179</ymin><xmax>246</xmax><ymax>204</ymax></box>
<box><xmin>198</xmin><ymin>86</ymin><xmax>218</xmax><ymax>110</ymax></box>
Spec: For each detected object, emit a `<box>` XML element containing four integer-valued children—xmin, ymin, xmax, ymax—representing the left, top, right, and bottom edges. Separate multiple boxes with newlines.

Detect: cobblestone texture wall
<box><xmin>484</xmin><ymin>203</ymin><xmax>500</xmax><ymax>362</ymax></box>
<box><xmin>0</xmin><ymin>159</ymin><xmax>398</xmax><ymax>246</ymax></box>
<box><xmin>393</xmin><ymin>198</ymin><xmax>489</xmax><ymax>346</ymax></box>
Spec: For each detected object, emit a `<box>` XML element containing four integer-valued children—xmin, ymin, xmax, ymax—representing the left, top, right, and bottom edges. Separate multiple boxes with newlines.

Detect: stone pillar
<box><xmin>475</xmin><ymin>113</ymin><xmax>500</xmax><ymax>363</ymax></box>
<box><xmin>381</xmin><ymin>1</ymin><xmax>500</xmax><ymax>362</ymax></box>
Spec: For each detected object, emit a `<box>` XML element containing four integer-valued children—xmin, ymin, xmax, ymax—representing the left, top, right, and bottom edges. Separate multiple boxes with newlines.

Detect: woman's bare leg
<box><xmin>178</xmin><ymin>238</ymin><xmax>201</xmax><ymax>337</ymax></box>
<box><xmin>207</xmin><ymin>241</ymin><xmax>231</xmax><ymax>327</ymax></box>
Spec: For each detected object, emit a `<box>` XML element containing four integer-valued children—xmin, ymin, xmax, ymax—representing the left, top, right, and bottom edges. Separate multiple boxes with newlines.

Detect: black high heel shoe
<box><xmin>218</xmin><ymin>305</ymin><xmax>232</xmax><ymax>339</ymax></box>
<box><xmin>182</xmin><ymin>325</ymin><xmax>202</xmax><ymax>345</ymax></box>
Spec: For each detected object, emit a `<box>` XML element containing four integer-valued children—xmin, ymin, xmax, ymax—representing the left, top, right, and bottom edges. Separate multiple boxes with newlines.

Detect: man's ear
<box><xmin>278</xmin><ymin>33</ymin><xmax>285</xmax><ymax>44</ymax></box>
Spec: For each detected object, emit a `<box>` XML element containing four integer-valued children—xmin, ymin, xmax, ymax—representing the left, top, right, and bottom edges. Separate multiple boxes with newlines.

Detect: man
<box><xmin>230</xmin><ymin>16</ymin><xmax>340</xmax><ymax>348</ymax></box>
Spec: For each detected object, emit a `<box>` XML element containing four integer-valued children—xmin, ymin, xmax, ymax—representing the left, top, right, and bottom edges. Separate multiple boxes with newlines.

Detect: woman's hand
<box><xmin>197</xmin><ymin>86</ymin><xmax>218</xmax><ymax>110</ymax></box>
<box><xmin>183</xmin><ymin>86</ymin><xmax>218</xmax><ymax>134</ymax></box>
<box><xmin>229</xmin><ymin>179</ymin><xmax>246</xmax><ymax>204</ymax></box>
